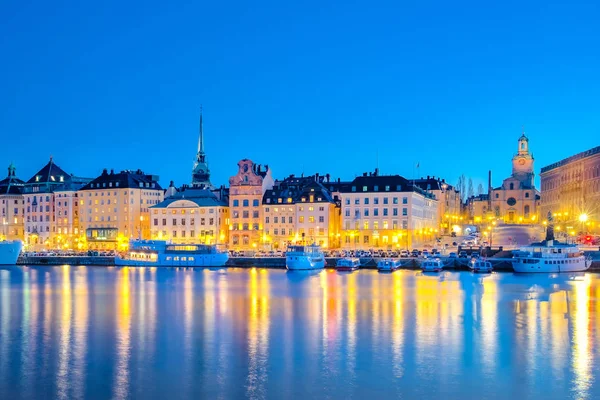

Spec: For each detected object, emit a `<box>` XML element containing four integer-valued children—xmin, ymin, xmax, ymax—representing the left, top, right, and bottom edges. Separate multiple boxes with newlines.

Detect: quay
<box><xmin>16</xmin><ymin>252</ymin><xmax>600</xmax><ymax>271</ymax></box>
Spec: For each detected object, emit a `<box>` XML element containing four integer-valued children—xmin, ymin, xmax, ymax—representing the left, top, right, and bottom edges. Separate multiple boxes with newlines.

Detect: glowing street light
<box><xmin>579</xmin><ymin>214</ymin><xmax>589</xmax><ymax>223</ymax></box>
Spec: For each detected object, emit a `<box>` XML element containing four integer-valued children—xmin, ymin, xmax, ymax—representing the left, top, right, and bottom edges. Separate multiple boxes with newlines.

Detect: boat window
<box><xmin>189</xmin><ymin>257</ymin><xmax>194</xmax><ymax>261</ymax></box>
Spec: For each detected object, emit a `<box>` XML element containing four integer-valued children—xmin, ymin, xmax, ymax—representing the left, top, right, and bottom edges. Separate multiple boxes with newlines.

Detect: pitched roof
<box><xmin>0</xmin><ymin>164</ymin><xmax>25</xmax><ymax>195</ymax></box>
<box><xmin>80</xmin><ymin>169</ymin><xmax>162</xmax><ymax>191</ymax></box>
<box><xmin>151</xmin><ymin>188</ymin><xmax>226</xmax><ymax>208</ymax></box>
<box><xmin>26</xmin><ymin>157</ymin><xmax>72</xmax><ymax>185</ymax></box>
<box><xmin>262</xmin><ymin>175</ymin><xmax>338</xmax><ymax>205</ymax></box>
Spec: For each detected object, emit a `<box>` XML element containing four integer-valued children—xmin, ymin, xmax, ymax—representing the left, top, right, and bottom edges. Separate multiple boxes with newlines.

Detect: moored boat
<box><xmin>377</xmin><ymin>258</ymin><xmax>401</xmax><ymax>272</ymax></box>
<box><xmin>336</xmin><ymin>257</ymin><xmax>360</xmax><ymax>271</ymax></box>
<box><xmin>115</xmin><ymin>239</ymin><xmax>229</xmax><ymax>267</ymax></box>
<box><xmin>0</xmin><ymin>240</ymin><xmax>22</xmax><ymax>265</ymax></box>
<box><xmin>286</xmin><ymin>245</ymin><xmax>325</xmax><ymax>270</ymax></box>
<box><xmin>471</xmin><ymin>260</ymin><xmax>493</xmax><ymax>273</ymax></box>
<box><xmin>421</xmin><ymin>259</ymin><xmax>443</xmax><ymax>272</ymax></box>
<box><xmin>512</xmin><ymin>241</ymin><xmax>591</xmax><ymax>273</ymax></box>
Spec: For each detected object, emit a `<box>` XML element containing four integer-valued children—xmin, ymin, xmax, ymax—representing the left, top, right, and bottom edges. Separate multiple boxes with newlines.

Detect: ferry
<box><xmin>377</xmin><ymin>258</ymin><xmax>401</xmax><ymax>272</ymax></box>
<box><xmin>471</xmin><ymin>260</ymin><xmax>493</xmax><ymax>273</ymax></box>
<box><xmin>421</xmin><ymin>259</ymin><xmax>443</xmax><ymax>272</ymax></box>
<box><xmin>115</xmin><ymin>240</ymin><xmax>229</xmax><ymax>267</ymax></box>
<box><xmin>336</xmin><ymin>257</ymin><xmax>360</xmax><ymax>271</ymax></box>
<box><xmin>0</xmin><ymin>240</ymin><xmax>22</xmax><ymax>265</ymax></box>
<box><xmin>286</xmin><ymin>245</ymin><xmax>325</xmax><ymax>270</ymax></box>
<box><xmin>512</xmin><ymin>240</ymin><xmax>592</xmax><ymax>273</ymax></box>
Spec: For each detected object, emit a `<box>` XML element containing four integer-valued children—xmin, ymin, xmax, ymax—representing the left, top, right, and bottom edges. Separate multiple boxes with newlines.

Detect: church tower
<box><xmin>191</xmin><ymin>107</ymin><xmax>214</xmax><ymax>189</ymax></box>
<box><xmin>511</xmin><ymin>131</ymin><xmax>535</xmax><ymax>188</ymax></box>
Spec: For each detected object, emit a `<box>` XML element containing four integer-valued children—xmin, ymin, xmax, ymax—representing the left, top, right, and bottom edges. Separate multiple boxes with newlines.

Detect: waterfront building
<box><xmin>79</xmin><ymin>169</ymin><xmax>163</xmax><ymax>250</ymax></box>
<box><xmin>228</xmin><ymin>159</ymin><xmax>274</xmax><ymax>250</ymax></box>
<box><xmin>414</xmin><ymin>176</ymin><xmax>461</xmax><ymax>233</ymax></box>
<box><xmin>150</xmin><ymin>186</ymin><xmax>229</xmax><ymax>245</ymax></box>
<box><xmin>53</xmin><ymin>178</ymin><xmax>92</xmax><ymax>249</ymax></box>
<box><xmin>22</xmin><ymin>157</ymin><xmax>80</xmax><ymax>249</ymax></box>
<box><xmin>468</xmin><ymin>133</ymin><xmax>540</xmax><ymax>223</ymax></box>
<box><xmin>262</xmin><ymin>174</ymin><xmax>341</xmax><ymax>249</ymax></box>
<box><xmin>0</xmin><ymin>163</ymin><xmax>25</xmax><ymax>241</ymax></box>
<box><xmin>540</xmin><ymin>146</ymin><xmax>600</xmax><ymax>234</ymax></box>
<box><xmin>191</xmin><ymin>109</ymin><xmax>215</xmax><ymax>189</ymax></box>
<box><xmin>337</xmin><ymin>171</ymin><xmax>439</xmax><ymax>249</ymax></box>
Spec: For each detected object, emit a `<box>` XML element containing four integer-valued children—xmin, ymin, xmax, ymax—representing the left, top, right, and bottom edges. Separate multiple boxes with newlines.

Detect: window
<box><xmin>402</xmin><ymin>208</ymin><xmax>407</xmax><ymax>216</ymax></box>
<box><xmin>243</xmin><ymin>199</ymin><xmax>249</xmax><ymax>207</ymax></box>
<box><xmin>345</xmin><ymin>210</ymin><xmax>350</xmax><ymax>217</ymax></box>
<box><xmin>525</xmin><ymin>192</ymin><xmax>530</xmax><ymax>198</ymax></box>
<box><xmin>274</xmin><ymin>217</ymin><xmax>278</xmax><ymax>223</ymax></box>
<box><xmin>383</xmin><ymin>197</ymin><xmax>388</xmax><ymax>205</ymax></box>
<box><xmin>308</xmin><ymin>216</ymin><xmax>315</xmax><ymax>223</ymax></box>
<box><xmin>345</xmin><ymin>199</ymin><xmax>350</xmax><ymax>205</ymax></box>
<box><xmin>354</xmin><ymin>199</ymin><xmax>359</xmax><ymax>205</ymax></box>
<box><xmin>509</xmin><ymin>183</ymin><xmax>514</xmax><ymax>190</ymax></box>
<box><xmin>352</xmin><ymin>186</ymin><xmax>356</xmax><ymax>192</ymax></box>
<box><xmin>243</xmin><ymin>211</ymin><xmax>249</xmax><ymax>218</ymax></box>
<box><xmin>253</xmin><ymin>199</ymin><xmax>259</xmax><ymax>207</ymax></box>
<box><xmin>374</xmin><ymin>185</ymin><xmax>378</xmax><ymax>192</ymax></box>
<box><xmin>364</xmin><ymin>209</ymin><xmax>369</xmax><ymax>217</ymax></box>
<box><xmin>253</xmin><ymin>211</ymin><xmax>259</xmax><ymax>218</ymax></box>
<box><xmin>364</xmin><ymin>198</ymin><xmax>369</xmax><ymax>205</ymax></box>
<box><xmin>383</xmin><ymin>208</ymin><xmax>388</xmax><ymax>216</ymax></box>
<box><xmin>173</xmin><ymin>218</ymin><xmax>177</xmax><ymax>225</ymax></box>
<box><xmin>299</xmin><ymin>216</ymin><xmax>304</xmax><ymax>223</ymax></box>
<box><xmin>362</xmin><ymin>186</ymin><xmax>367</xmax><ymax>192</ymax></box>
<box><xmin>318</xmin><ymin>216</ymin><xmax>324</xmax><ymax>223</ymax></box>
<box><xmin>154</xmin><ymin>218</ymin><xmax>158</xmax><ymax>226</ymax></box>
<box><xmin>374</xmin><ymin>197</ymin><xmax>379</xmax><ymax>205</ymax></box>
<box><xmin>393</xmin><ymin>197</ymin><xmax>398</xmax><ymax>204</ymax></box>
<box><xmin>266</xmin><ymin>217</ymin><xmax>270</xmax><ymax>223</ymax></box>
<box><xmin>288</xmin><ymin>217</ymin><xmax>293</xmax><ymax>223</ymax></box>
<box><xmin>402</xmin><ymin>197</ymin><xmax>408</xmax><ymax>204</ymax></box>
<box><xmin>364</xmin><ymin>235</ymin><xmax>369</xmax><ymax>244</ymax></box>
<box><xmin>374</xmin><ymin>209</ymin><xmax>379</xmax><ymax>216</ymax></box>
<box><xmin>393</xmin><ymin>208</ymin><xmax>398</xmax><ymax>216</ymax></box>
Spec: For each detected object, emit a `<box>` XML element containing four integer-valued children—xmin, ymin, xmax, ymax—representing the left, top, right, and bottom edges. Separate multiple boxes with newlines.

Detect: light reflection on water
<box><xmin>0</xmin><ymin>267</ymin><xmax>599</xmax><ymax>399</ymax></box>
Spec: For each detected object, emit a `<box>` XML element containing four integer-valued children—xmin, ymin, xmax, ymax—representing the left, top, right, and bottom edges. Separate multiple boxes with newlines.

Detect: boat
<box><xmin>336</xmin><ymin>257</ymin><xmax>360</xmax><ymax>271</ymax></box>
<box><xmin>471</xmin><ymin>259</ymin><xmax>493</xmax><ymax>273</ymax></box>
<box><xmin>0</xmin><ymin>240</ymin><xmax>22</xmax><ymax>265</ymax></box>
<box><xmin>286</xmin><ymin>245</ymin><xmax>325</xmax><ymax>270</ymax></box>
<box><xmin>115</xmin><ymin>240</ymin><xmax>229</xmax><ymax>267</ymax></box>
<box><xmin>512</xmin><ymin>241</ymin><xmax>592</xmax><ymax>273</ymax></box>
<box><xmin>377</xmin><ymin>258</ymin><xmax>401</xmax><ymax>272</ymax></box>
<box><xmin>421</xmin><ymin>259</ymin><xmax>443</xmax><ymax>272</ymax></box>
<box><xmin>512</xmin><ymin>213</ymin><xmax>592</xmax><ymax>273</ymax></box>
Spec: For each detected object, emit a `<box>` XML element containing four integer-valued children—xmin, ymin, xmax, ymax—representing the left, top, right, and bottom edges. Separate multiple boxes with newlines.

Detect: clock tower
<box><xmin>511</xmin><ymin>132</ymin><xmax>535</xmax><ymax>188</ymax></box>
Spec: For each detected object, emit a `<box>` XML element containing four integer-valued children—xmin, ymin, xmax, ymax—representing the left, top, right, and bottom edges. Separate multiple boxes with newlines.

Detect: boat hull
<box><xmin>115</xmin><ymin>252</ymin><xmax>229</xmax><ymax>267</ymax></box>
<box><xmin>512</xmin><ymin>257</ymin><xmax>591</xmax><ymax>273</ymax></box>
<box><xmin>0</xmin><ymin>241</ymin><xmax>22</xmax><ymax>265</ymax></box>
<box><xmin>286</xmin><ymin>256</ymin><xmax>325</xmax><ymax>270</ymax></box>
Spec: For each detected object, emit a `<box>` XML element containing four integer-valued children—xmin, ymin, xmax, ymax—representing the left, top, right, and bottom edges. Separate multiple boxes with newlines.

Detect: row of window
<box><xmin>344</xmin><ymin>197</ymin><xmax>406</xmax><ymax>205</ymax></box>
<box><xmin>152</xmin><ymin>208</ymin><xmax>218</xmax><ymax>214</ymax></box>
<box><xmin>232</xmin><ymin>199</ymin><xmax>260</xmax><ymax>207</ymax></box>
<box><xmin>351</xmin><ymin>185</ymin><xmax>401</xmax><ymax>192</ymax></box>
<box><xmin>343</xmin><ymin>220</ymin><xmax>407</xmax><ymax>230</ymax></box>
<box><xmin>156</xmin><ymin>230</ymin><xmax>214</xmax><ymax>238</ymax></box>
<box><xmin>345</xmin><ymin>208</ymin><xmax>405</xmax><ymax>217</ymax></box>
<box><xmin>153</xmin><ymin>218</ymin><xmax>216</xmax><ymax>226</ymax></box>
<box><xmin>265</xmin><ymin>228</ymin><xmax>325</xmax><ymax>236</ymax></box>
<box><xmin>232</xmin><ymin>211</ymin><xmax>260</xmax><ymax>219</ymax></box>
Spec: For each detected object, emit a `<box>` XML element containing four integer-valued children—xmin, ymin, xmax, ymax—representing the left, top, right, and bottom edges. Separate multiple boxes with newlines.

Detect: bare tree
<box><xmin>456</xmin><ymin>174</ymin><xmax>467</xmax><ymax>203</ymax></box>
<box><xmin>468</xmin><ymin>178</ymin><xmax>474</xmax><ymax>199</ymax></box>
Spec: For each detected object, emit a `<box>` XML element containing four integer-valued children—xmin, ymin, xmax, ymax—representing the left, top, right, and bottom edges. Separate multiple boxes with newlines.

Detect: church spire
<box><xmin>197</xmin><ymin>105</ymin><xmax>204</xmax><ymax>155</ymax></box>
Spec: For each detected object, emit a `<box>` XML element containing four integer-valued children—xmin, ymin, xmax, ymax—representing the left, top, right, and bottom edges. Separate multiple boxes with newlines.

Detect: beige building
<box><xmin>337</xmin><ymin>172</ymin><xmax>439</xmax><ymax>249</ymax></box>
<box><xmin>263</xmin><ymin>174</ymin><xmax>341</xmax><ymax>249</ymax></box>
<box><xmin>0</xmin><ymin>163</ymin><xmax>25</xmax><ymax>241</ymax></box>
<box><xmin>414</xmin><ymin>176</ymin><xmax>461</xmax><ymax>233</ymax></box>
<box><xmin>150</xmin><ymin>187</ymin><xmax>229</xmax><ymax>246</ymax></box>
<box><xmin>79</xmin><ymin>169</ymin><xmax>163</xmax><ymax>250</ymax></box>
<box><xmin>540</xmin><ymin>146</ymin><xmax>600</xmax><ymax>233</ymax></box>
<box><xmin>229</xmin><ymin>159</ymin><xmax>274</xmax><ymax>250</ymax></box>
<box><xmin>469</xmin><ymin>134</ymin><xmax>540</xmax><ymax>224</ymax></box>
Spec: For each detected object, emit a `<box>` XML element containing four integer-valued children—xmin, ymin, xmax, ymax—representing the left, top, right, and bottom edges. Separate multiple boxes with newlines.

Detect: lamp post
<box><xmin>579</xmin><ymin>213</ymin><xmax>588</xmax><ymax>235</ymax></box>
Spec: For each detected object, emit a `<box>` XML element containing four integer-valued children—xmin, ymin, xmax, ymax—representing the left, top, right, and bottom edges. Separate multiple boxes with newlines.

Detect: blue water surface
<box><xmin>0</xmin><ymin>266</ymin><xmax>598</xmax><ymax>399</ymax></box>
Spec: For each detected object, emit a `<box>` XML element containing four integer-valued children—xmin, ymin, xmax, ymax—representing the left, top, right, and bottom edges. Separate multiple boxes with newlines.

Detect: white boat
<box><xmin>0</xmin><ymin>240</ymin><xmax>22</xmax><ymax>265</ymax></box>
<box><xmin>512</xmin><ymin>240</ymin><xmax>592</xmax><ymax>273</ymax></box>
<box><xmin>286</xmin><ymin>245</ymin><xmax>325</xmax><ymax>270</ymax></box>
<box><xmin>421</xmin><ymin>259</ymin><xmax>443</xmax><ymax>272</ymax></box>
<box><xmin>377</xmin><ymin>258</ymin><xmax>401</xmax><ymax>272</ymax></box>
<box><xmin>336</xmin><ymin>257</ymin><xmax>360</xmax><ymax>271</ymax></box>
<box><xmin>115</xmin><ymin>240</ymin><xmax>229</xmax><ymax>267</ymax></box>
<box><xmin>471</xmin><ymin>260</ymin><xmax>493</xmax><ymax>273</ymax></box>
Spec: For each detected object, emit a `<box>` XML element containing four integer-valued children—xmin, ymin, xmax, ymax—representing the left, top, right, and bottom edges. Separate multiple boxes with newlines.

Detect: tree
<box><xmin>456</xmin><ymin>174</ymin><xmax>467</xmax><ymax>203</ymax></box>
<box><xmin>477</xmin><ymin>183</ymin><xmax>484</xmax><ymax>196</ymax></box>
<box><xmin>468</xmin><ymin>178</ymin><xmax>474</xmax><ymax>199</ymax></box>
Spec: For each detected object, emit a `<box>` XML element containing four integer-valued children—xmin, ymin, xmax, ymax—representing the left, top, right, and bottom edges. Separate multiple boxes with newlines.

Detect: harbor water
<box><xmin>0</xmin><ymin>266</ymin><xmax>599</xmax><ymax>399</ymax></box>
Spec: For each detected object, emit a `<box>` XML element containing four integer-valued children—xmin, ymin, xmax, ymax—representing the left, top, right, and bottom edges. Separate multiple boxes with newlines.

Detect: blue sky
<box><xmin>1</xmin><ymin>0</ymin><xmax>599</xmax><ymax>190</ymax></box>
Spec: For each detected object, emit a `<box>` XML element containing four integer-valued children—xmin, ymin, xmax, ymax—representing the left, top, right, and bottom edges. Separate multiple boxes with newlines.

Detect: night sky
<box><xmin>1</xmin><ymin>0</ymin><xmax>599</xmax><ymax>190</ymax></box>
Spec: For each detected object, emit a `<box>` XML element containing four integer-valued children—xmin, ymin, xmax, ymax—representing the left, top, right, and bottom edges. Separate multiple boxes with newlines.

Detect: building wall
<box><xmin>150</xmin><ymin>199</ymin><xmax>229</xmax><ymax>245</ymax></box>
<box><xmin>340</xmin><ymin>191</ymin><xmax>438</xmax><ymax>250</ymax></box>
<box><xmin>79</xmin><ymin>187</ymin><xmax>163</xmax><ymax>249</ymax></box>
<box><xmin>0</xmin><ymin>195</ymin><xmax>24</xmax><ymax>240</ymax></box>
<box><xmin>540</xmin><ymin>146</ymin><xmax>600</xmax><ymax>232</ymax></box>
<box><xmin>54</xmin><ymin>190</ymin><xmax>81</xmax><ymax>249</ymax></box>
<box><xmin>228</xmin><ymin>160</ymin><xmax>274</xmax><ymax>250</ymax></box>
<box><xmin>23</xmin><ymin>192</ymin><xmax>55</xmax><ymax>248</ymax></box>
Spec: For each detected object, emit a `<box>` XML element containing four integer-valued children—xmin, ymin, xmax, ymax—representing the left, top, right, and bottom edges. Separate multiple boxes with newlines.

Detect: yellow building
<box><xmin>414</xmin><ymin>176</ymin><xmax>461</xmax><ymax>233</ymax></box>
<box><xmin>540</xmin><ymin>146</ymin><xmax>600</xmax><ymax>233</ymax></box>
<box><xmin>0</xmin><ymin>163</ymin><xmax>25</xmax><ymax>241</ymax></box>
<box><xmin>262</xmin><ymin>174</ymin><xmax>341</xmax><ymax>249</ymax></box>
<box><xmin>79</xmin><ymin>169</ymin><xmax>164</xmax><ymax>250</ymax></box>
<box><xmin>150</xmin><ymin>187</ymin><xmax>229</xmax><ymax>246</ymax></box>
<box><xmin>228</xmin><ymin>159</ymin><xmax>274</xmax><ymax>250</ymax></box>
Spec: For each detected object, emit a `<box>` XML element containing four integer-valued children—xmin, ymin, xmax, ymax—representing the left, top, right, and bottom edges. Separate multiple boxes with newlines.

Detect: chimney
<box><xmin>326</xmin><ymin>173</ymin><xmax>330</xmax><ymax>183</ymax></box>
<box><xmin>374</xmin><ymin>168</ymin><xmax>379</xmax><ymax>176</ymax></box>
<box><xmin>102</xmin><ymin>168</ymin><xmax>108</xmax><ymax>175</ymax></box>
<box><xmin>363</xmin><ymin>172</ymin><xmax>367</xmax><ymax>177</ymax></box>
<box><xmin>110</xmin><ymin>169</ymin><xmax>114</xmax><ymax>175</ymax></box>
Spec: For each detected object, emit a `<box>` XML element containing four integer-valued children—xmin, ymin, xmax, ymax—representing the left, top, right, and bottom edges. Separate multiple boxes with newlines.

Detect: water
<box><xmin>0</xmin><ymin>266</ymin><xmax>598</xmax><ymax>399</ymax></box>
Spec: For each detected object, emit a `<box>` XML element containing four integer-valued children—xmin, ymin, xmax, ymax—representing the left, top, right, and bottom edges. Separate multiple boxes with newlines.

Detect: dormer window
<box><xmin>362</xmin><ymin>186</ymin><xmax>367</xmax><ymax>192</ymax></box>
<box><xmin>352</xmin><ymin>186</ymin><xmax>356</xmax><ymax>192</ymax></box>
<box><xmin>374</xmin><ymin>185</ymin><xmax>379</xmax><ymax>191</ymax></box>
<box><xmin>278</xmin><ymin>198</ymin><xmax>282</xmax><ymax>204</ymax></box>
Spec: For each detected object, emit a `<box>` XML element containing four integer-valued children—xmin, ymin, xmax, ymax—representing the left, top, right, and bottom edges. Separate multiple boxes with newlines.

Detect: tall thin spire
<box><xmin>197</xmin><ymin>105</ymin><xmax>204</xmax><ymax>154</ymax></box>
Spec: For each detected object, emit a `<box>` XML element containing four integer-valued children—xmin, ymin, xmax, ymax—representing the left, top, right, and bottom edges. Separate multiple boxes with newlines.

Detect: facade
<box><xmin>414</xmin><ymin>176</ymin><xmax>461</xmax><ymax>233</ymax></box>
<box><xmin>22</xmin><ymin>157</ymin><xmax>74</xmax><ymax>249</ymax></box>
<box><xmin>338</xmin><ymin>172</ymin><xmax>439</xmax><ymax>249</ymax></box>
<box><xmin>53</xmin><ymin>178</ymin><xmax>92</xmax><ymax>250</ymax></box>
<box><xmin>79</xmin><ymin>169</ymin><xmax>163</xmax><ymax>250</ymax></box>
<box><xmin>228</xmin><ymin>159</ymin><xmax>274</xmax><ymax>250</ymax></box>
<box><xmin>0</xmin><ymin>164</ymin><xmax>25</xmax><ymax>241</ymax></box>
<box><xmin>262</xmin><ymin>174</ymin><xmax>341</xmax><ymax>249</ymax></box>
<box><xmin>150</xmin><ymin>187</ymin><xmax>229</xmax><ymax>245</ymax></box>
<box><xmin>540</xmin><ymin>146</ymin><xmax>600</xmax><ymax>233</ymax></box>
<box><xmin>469</xmin><ymin>134</ymin><xmax>540</xmax><ymax>223</ymax></box>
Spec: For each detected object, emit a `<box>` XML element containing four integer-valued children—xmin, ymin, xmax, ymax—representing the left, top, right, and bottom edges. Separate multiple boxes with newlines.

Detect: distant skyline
<box><xmin>2</xmin><ymin>0</ymin><xmax>599</xmax><ymax>191</ymax></box>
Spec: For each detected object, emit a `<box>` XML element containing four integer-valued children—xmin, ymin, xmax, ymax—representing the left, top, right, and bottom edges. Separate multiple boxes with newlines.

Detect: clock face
<box><xmin>518</xmin><ymin>158</ymin><xmax>526</xmax><ymax>165</ymax></box>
